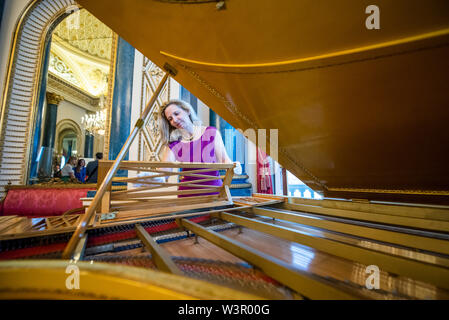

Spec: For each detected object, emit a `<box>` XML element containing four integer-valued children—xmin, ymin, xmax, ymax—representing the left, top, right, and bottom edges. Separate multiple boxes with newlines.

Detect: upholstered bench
<box><xmin>0</xmin><ymin>184</ymin><xmax>97</xmax><ymax>217</ymax></box>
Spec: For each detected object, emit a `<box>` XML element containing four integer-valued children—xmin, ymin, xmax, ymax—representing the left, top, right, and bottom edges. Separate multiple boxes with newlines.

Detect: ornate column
<box><xmin>37</xmin><ymin>92</ymin><xmax>63</xmax><ymax>179</ymax></box>
<box><xmin>109</xmin><ymin>37</ymin><xmax>134</xmax><ymax>161</ymax></box>
<box><xmin>84</xmin><ymin>133</ymin><xmax>94</xmax><ymax>158</ymax></box>
<box><xmin>109</xmin><ymin>37</ymin><xmax>135</xmax><ymax>180</ymax></box>
<box><xmin>43</xmin><ymin>92</ymin><xmax>64</xmax><ymax>148</ymax></box>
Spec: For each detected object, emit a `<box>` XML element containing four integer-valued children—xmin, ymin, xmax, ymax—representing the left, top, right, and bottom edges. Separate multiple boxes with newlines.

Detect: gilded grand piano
<box><xmin>0</xmin><ymin>0</ymin><xmax>448</xmax><ymax>300</ymax></box>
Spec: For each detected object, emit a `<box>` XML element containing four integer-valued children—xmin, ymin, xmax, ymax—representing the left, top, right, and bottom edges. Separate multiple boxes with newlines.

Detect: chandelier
<box><xmin>81</xmin><ymin>95</ymin><xmax>107</xmax><ymax>136</ymax></box>
<box><xmin>81</xmin><ymin>108</ymin><xmax>106</xmax><ymax>136</ymax></box>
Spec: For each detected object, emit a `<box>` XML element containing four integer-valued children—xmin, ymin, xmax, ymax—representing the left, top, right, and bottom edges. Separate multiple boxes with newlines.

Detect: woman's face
<box><xmin>80</xmin><ymin>160</ymin><xmax>85</xmax><ymax>167</ymax></box>
<box><xmin>164</xmin><ymin>104</ymin><xmax>191</xmax><ymax>129</ymax></box>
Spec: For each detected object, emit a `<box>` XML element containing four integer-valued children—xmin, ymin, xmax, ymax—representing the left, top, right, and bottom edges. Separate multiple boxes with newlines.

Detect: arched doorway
<box><xmin>55</xmin><ymin>118</ymin><xmax>82</xmax><ymax>159</ymax></box>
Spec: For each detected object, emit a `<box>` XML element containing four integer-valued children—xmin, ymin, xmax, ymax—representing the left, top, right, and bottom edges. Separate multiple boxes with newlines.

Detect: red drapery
<box><xmin>257</xmin><ymin>148</ymin><xmax>273</xmax><ymax>194</ymax></box>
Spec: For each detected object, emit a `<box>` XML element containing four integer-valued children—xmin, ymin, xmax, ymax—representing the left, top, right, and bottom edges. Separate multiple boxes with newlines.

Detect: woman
<box><xmin>158</xmin><ymin>99</ymin><xmax>241</xmax><ymax>196</ymax></box>
<box><xmin>61</xmin><ymin>156</ymin><xmax>77</xmax><ymax>181</ymax></box>
<box><xmin>73</xmin><ymin>159</ymin><xmax>86</xmax><ymax>183</ymax></box>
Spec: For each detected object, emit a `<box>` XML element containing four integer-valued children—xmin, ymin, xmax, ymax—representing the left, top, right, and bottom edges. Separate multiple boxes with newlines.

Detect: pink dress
<box><xmin>169</xmin><ymin>126</ymin><xmax>223</xmax><ymax>197</ymax></box>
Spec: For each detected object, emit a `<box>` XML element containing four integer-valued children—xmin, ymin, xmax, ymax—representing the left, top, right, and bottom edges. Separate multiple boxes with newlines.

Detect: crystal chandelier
<box><xmin>81</xmin><ymin>109</ymin><xmax>106</xmax><ymax>136</ymax></box>
<box><xmin>81</xmin><ymin>95</ymin><xmax>107</xmax><ymax>136</ymax></box>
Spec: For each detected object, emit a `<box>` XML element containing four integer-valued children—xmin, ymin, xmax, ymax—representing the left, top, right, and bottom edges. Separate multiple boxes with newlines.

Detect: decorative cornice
<box><xmin>47</xmin><ymin>73</ymin><xmax>100</xmax><ymax>111</ymax></box>
<box><xmin>48</xmin><ymin>51</ymin><xmax>80</xmax><ymax>86</ymax></box>
<box><xmin>46</xmin><ymin>92</ymin><xmax>64</xmax><ymax>105</ymax></box>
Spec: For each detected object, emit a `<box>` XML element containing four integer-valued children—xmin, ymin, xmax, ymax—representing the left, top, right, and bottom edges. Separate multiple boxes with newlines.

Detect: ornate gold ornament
<box><xmin>48</xmin><ymin>52</ymin><xmax>80</xmax><ymax>86</ymax></box>
<box><xmin>138</xmin><ymin>58</ymin><xmax>169</xmax><ymax>162</ymax></box>
<box><xmin>45</xmin><ymin>92</ymin><xmax>64</xmax><ymax>105</ymax></box>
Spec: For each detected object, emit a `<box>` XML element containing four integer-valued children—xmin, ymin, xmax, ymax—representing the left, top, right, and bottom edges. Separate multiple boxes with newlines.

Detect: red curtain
<box><xmin>257</xmin><ymin>148</ymin><xmax>273</xmax><ymax>194</ymax></box>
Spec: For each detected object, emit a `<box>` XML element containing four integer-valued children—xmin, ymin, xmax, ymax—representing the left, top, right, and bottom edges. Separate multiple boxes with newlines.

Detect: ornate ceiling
<box><xmin>49</xmin><ymin>9</ymin><xmax>113</xmax><ymax>98</ymax></box>
<box><xmin>53</xmin><ymin>8</ymin><xmax>113</xmax><ymax>61</ymax></box>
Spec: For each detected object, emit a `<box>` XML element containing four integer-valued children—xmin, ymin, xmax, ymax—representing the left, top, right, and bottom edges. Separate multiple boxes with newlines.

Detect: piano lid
<box><xmin>76</xmin><ymin>0</ymin><xmax>449</xmax><ymax>204</ymax></box>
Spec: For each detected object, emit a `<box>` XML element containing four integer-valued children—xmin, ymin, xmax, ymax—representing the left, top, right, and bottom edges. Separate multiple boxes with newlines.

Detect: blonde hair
<box><xmin>159</xmin><ymin>99</ymin><xmax>201</xmax><ymax>145</ymax></box>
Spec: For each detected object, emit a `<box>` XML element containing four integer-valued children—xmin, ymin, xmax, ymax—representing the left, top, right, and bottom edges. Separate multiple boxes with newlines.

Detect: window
<box><xmin>286</xmin><ymin>170</ymin><xmax>322</xmax><ymax>199</ymax></box>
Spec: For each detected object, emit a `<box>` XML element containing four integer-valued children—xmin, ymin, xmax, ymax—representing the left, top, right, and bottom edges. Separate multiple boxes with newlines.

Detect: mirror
<box><xmin>33</xmin><ymin>8</ymin><xmax>115</xmax><ymax>182</ymax></box>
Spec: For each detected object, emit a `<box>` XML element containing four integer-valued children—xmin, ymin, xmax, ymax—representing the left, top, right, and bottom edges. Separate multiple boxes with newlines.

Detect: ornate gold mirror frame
<box><xmin>102</xmin><ymin>33</ymin><xmax>118</xmax><ymax>158</ymax></box>
<box><xmin>0</xmin><ymin>0</ymin><xmax>117</xmax><ymax>195</ymax></box>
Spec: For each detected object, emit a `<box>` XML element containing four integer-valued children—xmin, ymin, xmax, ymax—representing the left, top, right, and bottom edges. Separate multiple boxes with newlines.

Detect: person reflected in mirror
<box><xmin>61</xmin><ymin>156</ymin><xmax>77</xmax><ymax>182</ymax></box>
<box><xmin>86</xmin><ymin>152</ymin><xmax>103</xmax><ymax>183</ymax></box>
<box><xmin>73</xmin><ymin>158</ymin><xmax>86</xmax><ymax>183</ymax></box>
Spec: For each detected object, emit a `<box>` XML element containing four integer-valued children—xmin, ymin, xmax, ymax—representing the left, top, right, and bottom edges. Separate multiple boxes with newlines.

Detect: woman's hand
<box><xmin>233</xmin><ymin>161</ymin><xmax>242</xmax><ymax>175</ymax></box>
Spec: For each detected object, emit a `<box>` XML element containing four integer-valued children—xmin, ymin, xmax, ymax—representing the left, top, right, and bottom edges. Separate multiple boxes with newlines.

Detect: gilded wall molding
<box><xmin>102</xmin><ymin>33</ymin><xmax>118</xmax><ymax>158</ymax></box>
<box><xmin>137</xmin><ymin>57</ymin><xmax>169</xmax><ymax>162</ymax></box>
<box><xmin>45</xmin><ymin>91</ymin><xmax>64</xmax><ymax>105</ymax></box>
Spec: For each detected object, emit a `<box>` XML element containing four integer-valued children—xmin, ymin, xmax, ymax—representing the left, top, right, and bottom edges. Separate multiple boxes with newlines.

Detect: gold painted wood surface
<box><xmin>2</xmin><ymin>194</ymin><xmax>449</xmax><ymax>299</ymax></box>
<box><xmin>0</xmin><ymin>203</ymin><xmax>255</xmax><ymax>241</ymax></box>
<box><xmin>212</xmin><ymin>228</ymin><xmax>449</xmax><ymax>299</ymax></box>
<box><xmin>283</xmin><ymin>202</ymin><xmax>449</xmax><ymax>233</ymax></box>
<box><xmin>96</xmin><ymin>160</ymin><xmax>235</xmax><ymax>221</ymax></box>
<box><xmin>256</xmin><ymin>194</ymin><xmax>449</xmax><ymax>222</ymax></box>
<box><xmin>179</xmin><ymin>218</ymin><xmax>361</xmax><ymax>299</ymax></box>
<box><xmin>250</xmin><ymin>214</ymin><xmax>449</xmax><ymax>269</ymax></box>
<box><xmin>158</xmin><ymin>227</ymin><xmax>449</xmax><ymax>299</ymax></box>
<box><xmin>136</xmin><ymin>224</ymin><xmax>183</xmax><ymax>276</ymax></box>
<box><xmin>252</xmin><ymin>206</ymin><xmax>449</xmax><ymax>256</ymax></box>
<box><xmin>72</xmin><ymin>234</ymin><xmax>88</xmax><ymax>262</ymax></box>
<box><xmin>214</xmin><ymin>211</ymin><xmax>449</xmax><ymax>290</ymax></box>
<box><xmin>99</xmin><ymin>161</ymin><xmax>235</xmax><ymax>169</ymax></box>
<box><xmin>75</xmin><ymin>0</ymin><xmax>449</xmax><ymax>203</ymax></box>
<box><xmin>0</xmin><ymin>260</ymin><xmax>262</xmax><ymax>299</ymax></box>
